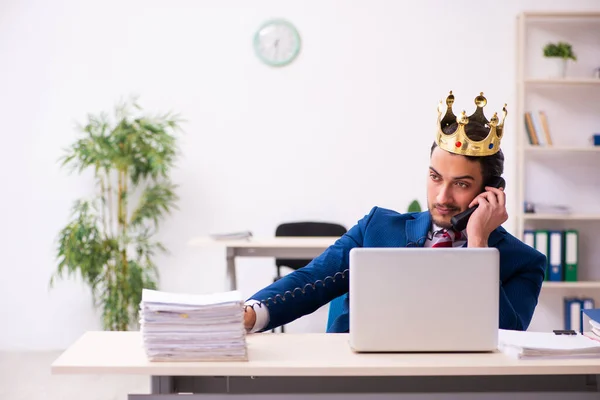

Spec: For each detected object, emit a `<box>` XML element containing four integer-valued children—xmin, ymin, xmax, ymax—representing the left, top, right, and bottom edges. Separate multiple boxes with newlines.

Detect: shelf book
<box><xmin>524</xmin><ymin>111</ymin><xmax>553</xmax><ymax>146</ymax></box>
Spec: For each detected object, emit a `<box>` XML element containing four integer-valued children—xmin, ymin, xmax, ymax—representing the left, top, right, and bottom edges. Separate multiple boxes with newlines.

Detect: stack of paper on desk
<box><xmin>498</xmin><ymin>329</ymin><xmax>600</xmax><ymax>359</ymax></box>
<box><xmin>140</xmin><ymin>289</ymin><xmax>248</xmax><ymax>362</ymax></box>
<box><xmin>583</xmin><ymin>308</ymin><xmax>600</xmax><ymax>338</ymax></box>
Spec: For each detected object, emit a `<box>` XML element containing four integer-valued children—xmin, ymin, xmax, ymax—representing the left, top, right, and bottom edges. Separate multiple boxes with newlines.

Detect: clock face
<box><xmin>254</xmin><ymin>19</ymin><xmax>301</xmax><ymax>67</ymax></box>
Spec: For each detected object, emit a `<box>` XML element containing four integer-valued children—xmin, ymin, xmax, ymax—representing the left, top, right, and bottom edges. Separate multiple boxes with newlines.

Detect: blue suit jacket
<box><xmin>249</xmin><ymin>207</ymin><xmax>546</xmax><ymax>333</ymax></box>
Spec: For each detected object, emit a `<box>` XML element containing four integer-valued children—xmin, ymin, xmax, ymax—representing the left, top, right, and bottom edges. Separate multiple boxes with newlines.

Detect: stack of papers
<box><xmin>588</xmin><ymin>320</ymin><xmax>600</xmax><ymax>338</ymax></box>
<box><xmin>528</xmin><ymin>203</ymin><xmax>572</xmax><ymax>215</ymax></box>
<box><xmin>498</xmin><ymin>329</ymin><xmax>600</xmax><ymax>359</ymax></box>
<box><xmin>140</xmin><ymin>289</ymin><xmax>248</xmax><ymax>362</ymax></box>
<box><xmin>583</xmin><ymin>308</ymin><xmax>600</xmax><ymax>338</ymax></box>
<box><xmin>209</xmin><ymin>231</ymin><xmax>252</xmax><ymax>240</ymax></box>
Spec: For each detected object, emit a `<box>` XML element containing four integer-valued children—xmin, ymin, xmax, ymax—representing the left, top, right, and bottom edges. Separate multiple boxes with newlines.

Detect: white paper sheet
<box><xmin>498</xmin><ymin>329</ymin><xmax>600</xmax><ymax>359</ymax></box>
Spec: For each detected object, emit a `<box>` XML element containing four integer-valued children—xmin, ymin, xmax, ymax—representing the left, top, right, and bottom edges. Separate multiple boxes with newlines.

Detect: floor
<box><xmin>0</xmin><ymin>351</ymin><xmax>149</xmax><ymax>400</ymax></box>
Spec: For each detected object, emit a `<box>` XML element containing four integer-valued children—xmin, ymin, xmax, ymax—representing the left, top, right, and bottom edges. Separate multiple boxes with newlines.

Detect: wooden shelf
<box><xmin>522</xmin><ymin>11</ymin><xmax>600</xmax><ymax>18</ymax></box>
<box><xmin>543</xmin><ymin>281</ymin><xmax>600</xmax><ymax>289</ymax></box>
<box><xmin>516</xmin><ymin>11</ymin><xmax>600</xmax><ymax>332</ymax></box>
<box><xmin>523</xmin><ymin>214</ymin><xmax>600</xmax><ymax>221</ymax></box>
<box><xmin>525</xmin><ymin>78</ymin><xmax>600</xmax><ymax>86</ymax></box>
<box><xmin>524</xmin><ymin>146</ymin><xmax>600</xmax><ymax>153</ymax></box>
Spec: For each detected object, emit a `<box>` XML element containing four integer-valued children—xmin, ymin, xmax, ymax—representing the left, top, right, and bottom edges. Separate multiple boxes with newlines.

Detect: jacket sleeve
<box><xmin>247</xmin><ymin>207</ymin><xmax>378</xmax><ymax>332</ymax></box>
<box><xmin>499</xmin><ymin>252</ymin><xmax>546</xmax><ymax>331</ymax></box>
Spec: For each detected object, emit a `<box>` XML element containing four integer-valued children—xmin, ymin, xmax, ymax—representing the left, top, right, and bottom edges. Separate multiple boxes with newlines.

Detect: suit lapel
<box><xmin>405</xmin><ymin>211</ymin><xmax>432</xmax><ymax>247</ymax></box>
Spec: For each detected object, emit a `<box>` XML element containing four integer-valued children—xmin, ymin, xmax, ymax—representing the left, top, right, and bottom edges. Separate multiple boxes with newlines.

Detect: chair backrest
<box><xmin>275</xmin><ymin>221</ymin><xmax>347</xmax><ymax>271</ymax></box>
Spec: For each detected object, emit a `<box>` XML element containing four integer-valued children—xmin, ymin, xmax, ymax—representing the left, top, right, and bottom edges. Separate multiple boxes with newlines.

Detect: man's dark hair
<box><xmin>430</xmin><ymin>121</ymin><xmax>504</xmax><ymax>185</ymax></box>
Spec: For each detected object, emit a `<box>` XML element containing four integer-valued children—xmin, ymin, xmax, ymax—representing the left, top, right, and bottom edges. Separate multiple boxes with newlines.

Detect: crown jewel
<box><xmin>436</xmin><ymin>91</ymin><xmax>507</xmax><ymax>157</ymax></box>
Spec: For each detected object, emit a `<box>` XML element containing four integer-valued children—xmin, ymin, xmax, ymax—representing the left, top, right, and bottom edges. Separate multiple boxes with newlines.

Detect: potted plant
<box><xmin>407</xmin><ymin>199</ymin><xmax>422</xmax><ymax>213</ymax></box>
<box><xmin>543</xmin><ymin>42</ymin><xmax>577</xmax><ymax>78</ymax></box>
<box><xmin>50</xmin><ymin>97</ymin><xmax>182</xmax><ymax>331</ymax></box>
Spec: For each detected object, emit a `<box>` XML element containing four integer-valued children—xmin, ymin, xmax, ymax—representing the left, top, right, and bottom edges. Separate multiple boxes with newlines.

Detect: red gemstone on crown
<box><xmin>455</xmin><ymin>141</ymin><xmax>462</xmax><ymax>148</ymax></box>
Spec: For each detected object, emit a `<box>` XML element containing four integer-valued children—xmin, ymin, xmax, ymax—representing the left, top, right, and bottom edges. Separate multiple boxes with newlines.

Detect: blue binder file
<box><xmin>548</xmin><ymin>230</ymin><xmax>563</xmax><ymax>281</ymax></box>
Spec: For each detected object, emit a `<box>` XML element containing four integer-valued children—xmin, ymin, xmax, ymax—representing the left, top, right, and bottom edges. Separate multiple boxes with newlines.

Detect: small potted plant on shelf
<box><xmin>543</xmin><ymin>41</ymin><xmax>576</xmax><ymax>78</ymax></box>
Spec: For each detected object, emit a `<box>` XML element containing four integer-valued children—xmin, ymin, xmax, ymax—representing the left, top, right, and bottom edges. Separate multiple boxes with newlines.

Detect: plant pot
<box><xmin>546</xmin><ymin>57</ymin><xmax>568</xmax><ymax>78</ymax></box>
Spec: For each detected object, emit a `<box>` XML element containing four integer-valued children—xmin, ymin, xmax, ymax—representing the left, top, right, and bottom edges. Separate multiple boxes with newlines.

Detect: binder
<box><xmin>548</xmin><ymin>230</ymin><xmax>563</xmax><ymax>281</ymax></box>
<box><xmin>564</xmin><ymin>297</ymin><xmax>582</xmax><ymax>331</ymax></box>
<box><xmin>563</xmin><ymin>230</ymin><xmax>578</xmax><ymax>282</ymax></box>
<box><xmin>523</xmin><ymin>230</ymin><xmax>535</xmax><ymax>249</ymax></box>
<box><xmin>534</xmin><ymin>230</ymin><xmax>549</xmax><ymax>281</ymax></box>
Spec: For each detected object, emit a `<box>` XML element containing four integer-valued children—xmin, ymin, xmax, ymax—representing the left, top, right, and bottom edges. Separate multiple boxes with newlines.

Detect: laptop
<box><xmin>348</xmin><ymin>247</ymin><xmax>499</xmax><ymax>352</ymax></box>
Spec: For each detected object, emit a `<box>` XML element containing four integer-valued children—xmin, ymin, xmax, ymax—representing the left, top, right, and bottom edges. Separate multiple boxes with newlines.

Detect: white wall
<box><xmin>1</xmin><ymin>0</ymin><xmax>598</xmax><ymax>350</ymax></box>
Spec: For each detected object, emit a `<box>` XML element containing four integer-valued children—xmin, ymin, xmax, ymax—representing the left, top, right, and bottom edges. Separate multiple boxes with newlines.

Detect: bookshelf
<box><xmin>525</xmin><ymin>78</ymin><xmax>600</xmax><ymax>86</ymax></box>
<box><xmin>516</xmin><ymin>11</ymin><xmax>600</xmax><ymax>332</ymax></box>
<box><xmin>524</xmin><ymin>146</ymin><xmax>600</xmax><ymax>153</ymax></box>
<box><xmin>523</xmin><ymin>214</ymin><xmax>600</xmax><ymax>221</ymax></box>
<box><xmin>543</xmin><ymin>282</ymin><xmax>600</xmax><ymax>290</ymax></box>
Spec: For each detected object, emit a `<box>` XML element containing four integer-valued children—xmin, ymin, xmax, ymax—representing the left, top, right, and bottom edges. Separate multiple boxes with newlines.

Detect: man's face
<box><xmin>427</xmin><ymin>147</ymin><xmax>484</xmax><ymax>229</ymax></box>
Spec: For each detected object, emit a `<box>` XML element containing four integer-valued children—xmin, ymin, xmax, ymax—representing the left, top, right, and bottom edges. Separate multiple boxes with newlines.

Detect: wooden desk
<box><xmin>187</xmin><ymin>237</ymin><xmax>339</xmax><ymax>290</ymax></box>
<box><xmin>52</xmin><ymin>331</ymin><xmax>600</xmax><ymax>399</ymax></box>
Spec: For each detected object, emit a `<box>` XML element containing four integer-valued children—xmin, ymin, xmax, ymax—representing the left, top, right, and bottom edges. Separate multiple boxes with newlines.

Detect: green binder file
<box><xmin>563</xmin><ymin>230</ymin><xmax>578</xmax><ymax>282</ymax></box>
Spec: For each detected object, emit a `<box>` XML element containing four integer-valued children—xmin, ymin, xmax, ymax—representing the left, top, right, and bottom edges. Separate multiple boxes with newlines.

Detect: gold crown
<box><xmin>436</xmin><ymin>91</ymin><xmax>507</xmax><ymax>157</ymax></box>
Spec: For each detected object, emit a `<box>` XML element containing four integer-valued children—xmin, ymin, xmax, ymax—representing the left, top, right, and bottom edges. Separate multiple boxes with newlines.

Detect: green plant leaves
<box><xmin>130</xmin><ymin>182</ymin><xmax>179</xmax><ymax>229</ymax></box>
<box><xmin>407</xmin><ymin>200</ymin><xmax>422</xmax><ymax>213</ymax></box>
<box><xmin>543</xmin><ymin>42</ymin><xmax>577</xmax><ymax>61</ymax></box>
<box><xmin>52</xmin><ymin>98</ymin><xmax>182</xmax><ymax>331</ymax></box>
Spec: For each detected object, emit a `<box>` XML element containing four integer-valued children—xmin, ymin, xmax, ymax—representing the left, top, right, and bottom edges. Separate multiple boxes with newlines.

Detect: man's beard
<box><xmin>428</xmin><ymin>203</ymin><xmax>461</xmax><ymax>229</ymax></box>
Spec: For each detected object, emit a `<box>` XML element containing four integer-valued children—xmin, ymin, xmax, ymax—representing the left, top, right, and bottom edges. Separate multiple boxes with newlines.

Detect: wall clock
<box><xmin>253</xmin><ymin>19</ymin><xmax>301</xmax><ymax>67</ymax></box>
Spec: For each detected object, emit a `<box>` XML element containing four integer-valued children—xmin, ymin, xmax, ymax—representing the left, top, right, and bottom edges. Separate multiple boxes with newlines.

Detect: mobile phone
<box><xmin>450</xmin><ymin>176</ymin><xmax>506</xmax><ymax>232</ymax></box>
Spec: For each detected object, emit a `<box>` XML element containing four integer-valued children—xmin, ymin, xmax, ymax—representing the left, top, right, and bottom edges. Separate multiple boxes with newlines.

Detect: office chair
<box><xmin>326</xmin><ymin>294</ymin><xmax>347</xmax><ymax>332</ymax></box>
<box><xmin>273</xmin><ymin>221</ymin><xmax>347</xmax><ymax>333</ymax></box>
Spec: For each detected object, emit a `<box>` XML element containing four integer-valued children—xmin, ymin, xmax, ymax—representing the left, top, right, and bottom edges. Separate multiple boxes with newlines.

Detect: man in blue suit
<box><xmin>244</xmin><ymin>92</ymin><xmax>546</xmax><ymax>333</ymax></box>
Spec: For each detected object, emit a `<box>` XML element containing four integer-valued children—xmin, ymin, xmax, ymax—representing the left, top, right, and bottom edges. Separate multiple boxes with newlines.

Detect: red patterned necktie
<box><xmin>430</xmin><ymin>228</ymin><xmax>463</xmax><ymax>248</ymax></box>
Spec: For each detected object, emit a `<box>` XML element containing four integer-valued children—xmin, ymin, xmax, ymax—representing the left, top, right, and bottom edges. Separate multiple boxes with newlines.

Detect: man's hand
<box><xmin>466</xmin><ymin>186</ymin><xmax>508</xmax><ymax>247</ymax></box>
<box><xmin>244</xmin><ymin>305</ymin><xmax>257</xmax><ymax>331</ymax></box>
